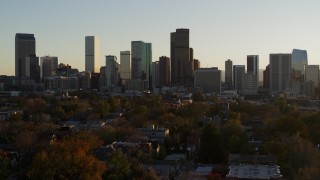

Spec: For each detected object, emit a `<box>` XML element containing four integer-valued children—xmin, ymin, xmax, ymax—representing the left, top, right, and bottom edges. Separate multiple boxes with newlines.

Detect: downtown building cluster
<box><xmin>1</xmin><ymin>30</ymin><xmax>319</xmax><ymax>99</ymax></box>
<box><xmin>1</xmin><ymin>29</ymin><xmax>210</xmax><ymax>95</ymax></box>
<box><xmin>225</xmin><ymin>49</ymin><xmax>319</xmax><ymax>98</ymax></box>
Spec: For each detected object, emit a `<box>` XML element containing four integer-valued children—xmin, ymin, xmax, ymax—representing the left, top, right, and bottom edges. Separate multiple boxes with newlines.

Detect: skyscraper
<box><xmin>269</xmin><ymin>54</ymin><xmax>291</xmax><ymax>91</ymax></box>
<box><xmin>131</xmin><ymin>41</ymin><xmax>152</xmax><ymax>83</ymax></box>
<box><xmin>291</xmin><ymin>49</ymin><xmax>307</xmax><ymax>81</ymax></box>
<box><xmin>120</xmin><ymin>51</ymin><xmax>131</xmax><ymax>81</ymax></box>
<box><xmin>40</xmin><ymin>56</ymin><xmax>58</xmax><ymax>79</ymax></box>
<box><xmin>247</xmin><ymin>55</ymin><xmax>259</xmax><ymax>88</ymax></box>
<box><xmin>225</xmin><ymin>59</ymin><xmax>233</xmax><ymax>90</ymax></box>
<box><xmin>170</xmin><ymin>28</ymin><xmax>194</xmax><ymax>86</ymax></box>
<box><xmin>159</xmin><ymin>56</ymin><xmax>171</xmax><ymax>86</ymax></box>
<box><xmin>233</xmin><ymin>65</ymin><xmax>245</xmax><ymax>91</ymax></box>
<box><xmin>194</xmin><ymin>59</ymin><xmax>200</xmax><ymax>71</ymax></box>
<box><xmin>15</xmin><ymin>33</ymin><xmax>36</xmax><ymax>79</ymax></box>
<box><xmin>85</xmin><ymin>36</ymin><xmax>99</xmax><ymax>73</ymax></box>
<box><xmin>25</xmin><ymin>55</ymin><xmax>40</xmax><ymax>83</ymax></box>
<box><xmin>105</xmin><ymin>55</ymin><xmax>119</xmax><ymax>88</ymax></box>
<box><xmin>305</xmin><ymin>65</ymin><xmax>319</xmax><ymax>88</ymax></box>
<box><xmin>194</xmin><ymin>67</ymin><xmax>221</xmax><ymax>94</ymax></box>
<box><xmin>151</xmin><ymin>61</ymin><xmax>159</xmax><ymax>89</ymax></box>
<box><xmin>263</xmin><ymin>65</ymin><xmax>270</xmax><ymax>89</ymax></box>
<box><xmin>241</xmin><ymin>73</ymin><xmax>258</xmax><ymax>95</ymax></box>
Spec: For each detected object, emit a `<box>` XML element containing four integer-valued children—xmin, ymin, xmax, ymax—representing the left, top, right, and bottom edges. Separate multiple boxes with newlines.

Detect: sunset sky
<box><xmin>1</xmin><ymin>0</ymin><xmax>320</xmax><ymax>75</ymax></box>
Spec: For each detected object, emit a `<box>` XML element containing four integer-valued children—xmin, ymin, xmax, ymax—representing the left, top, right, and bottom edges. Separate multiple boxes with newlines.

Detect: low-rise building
<box><xmin>138</xmin><ymin>125</ymin><xmax>169</xmax><ymax>143</ymax></box>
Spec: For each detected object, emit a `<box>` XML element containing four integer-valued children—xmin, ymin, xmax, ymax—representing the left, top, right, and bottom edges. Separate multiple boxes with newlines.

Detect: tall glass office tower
<box><xmin>171</xmin><ymin>28</ymin><xmax>194</xmax><ymax>86</ymax></box>
<box><xmin>85</xmin><ymin>36</ymin><xmax>99</xmax><ymax>73</ymax></box>
<box><xmin>120</xmin><ymin>51</ymin><xmax>131</xmax><ymax>81</ymax></box>
<box><xmin>270</xmin><ymin>53</ymin><xmax>291</xmax><ymax>91</ymax></box>
<box><xmin>15</xmin><ymin>33</ymin><xmax>36</xmax><ymax>79</ymax></box>
<box><xmin>225</xmin><ymin>59</ymin><xmax>233</xmax><ymax>90</ymax></box>
<box><xmin>291</xmin><ymin>49</ymin><xmax>307</xmax><ymax>81</ymax></box>
<box><xmin>131</xmin><ymin>41</ymin><xmax>152</xmax><ymax>82</ymax></box>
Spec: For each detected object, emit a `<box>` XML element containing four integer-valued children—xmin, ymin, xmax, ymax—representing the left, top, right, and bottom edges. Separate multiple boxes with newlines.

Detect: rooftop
<box><xmin>226</xmin><ymin>164</ymin><xmax>282</xmax><ymax>179</ymax></box>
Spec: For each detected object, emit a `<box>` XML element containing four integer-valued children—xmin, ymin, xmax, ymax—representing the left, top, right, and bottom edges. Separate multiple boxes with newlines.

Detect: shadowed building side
<box><xmin>15</xmin><ymin>33</ymin><xmax>36</xmax><ymax>79</ymax></box>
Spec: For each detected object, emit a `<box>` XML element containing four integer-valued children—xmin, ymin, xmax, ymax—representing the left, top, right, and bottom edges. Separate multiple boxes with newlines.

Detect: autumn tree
<box><xmin>108</xmin><ymin>97</ymin><xmax>121</xmax><ymax>112</ymax></box>
<box><xmin>221</xmin><ymin>118</ymin><xmax>247</xmax><ymax>154</ymax></box>
<box><xmin>261</xmin><ymin>134</ymin><xmax>320</xmax><ymax>179</ymax></box>
<box><xmin>27</xmin><ymin>132</ymin><xmax>106</xmax><ymax>180</ymax></box>
<box><xmin>105</xmin><ymin>150</ymin><xmax>131</xmax><ymax>179</ymax></box>
<box><xmin>91</xmin><ymin>99</ymin><xmax>110</xmax><ymax>118</ymax></box>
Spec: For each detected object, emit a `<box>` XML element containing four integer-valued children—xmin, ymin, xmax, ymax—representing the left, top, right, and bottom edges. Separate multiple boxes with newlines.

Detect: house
<box><xmin>138</xmin><ymin>125</ymin><xmax>169</xmax><ymax>143</ymax></box>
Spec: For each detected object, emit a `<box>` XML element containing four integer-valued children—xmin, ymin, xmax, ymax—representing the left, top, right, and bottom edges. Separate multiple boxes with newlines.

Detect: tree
<box><xmin>27</xmin><ymin>132</ymin><xmax>106</xmax><ymax>180</ymax></box>
<box><xmin>105</xmin><ymin>150</ymin><xmax>131</xmax><ymax>179</ymax></box>
<box><xmin>221</xmin><ymin>118</ymin><xmax>247</xmax><ymax>154</ymax></box>
<box><xmin>94</xmin><ymin>126</ymin><xmax>117</xmax><ymax>144</ymax></box>
<box><xmin>0</xmin><ymin>150</ymin><xmax>9</xmax><ymax>179</ymax></box>
<box><xmin>199</xmin><ymin>123</ymin><xmax>225</xmax><ymax>163</ymax></box>
<box><xmin>261</xmin><ymin>134</ymin><xmax>320</xmax><ymax>179</ymax></box>
<box><xmin>91</xmin><ymin>100</ymin><xmax>110</xmax><ymax>118</ymax></box>
<box><xmin>108</xmin><ymin>97</ymin><xmax>121</xmax><ymax>112</ymax></box>
<box><xmin>23</xmin><ymin>98</ymin><xmax>47</xmax><ymax>116</ymax></box>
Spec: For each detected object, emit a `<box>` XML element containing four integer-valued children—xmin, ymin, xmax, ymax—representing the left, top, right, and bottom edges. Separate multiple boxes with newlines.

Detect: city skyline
<box><xmin>1</xmin><ymin>1</ymin><xmax>320</xmax><ymax>75</ymax></box>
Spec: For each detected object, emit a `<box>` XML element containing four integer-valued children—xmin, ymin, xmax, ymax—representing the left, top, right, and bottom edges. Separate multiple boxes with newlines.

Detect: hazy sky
<box><xmin>1</xmin><ymin>0</ymin><xmax>320</xmax><ymax>76</ymax></box>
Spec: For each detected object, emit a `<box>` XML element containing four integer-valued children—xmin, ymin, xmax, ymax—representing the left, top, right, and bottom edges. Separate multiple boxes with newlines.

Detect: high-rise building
<box><xmin>225</xmin><ymin>59</ymin><xmax>233</xmax><ymax>89</ymax></box>
<box><xmin>131</xmin><ymin>41</ymin><xmax>152</xmax><ymax>84</ymax></box>
<box><xmin>233</xmin><ymin>65</ymin><xmax>245</xmax><ymax>91</ymax></box>
<box><xmin>247</xmin><ymin>55</ymin><xmax>259</xmax><ymax>88</ymax></box>
<box><xmin>171</xmin><ymin>28</ymin><xmax>194</xmax><ymax>85</ymax></box>
<box><xmin>151</xmin><ymin>61</ymin><xmax>159</xmax><ymax>89</ymax></box>
<box><xmin>269</xmin><ymin>54</ymin><xmax>291</xmax><ymax>91</ymax></box>
<box><xmin>40</xmin><ymin>56</ymin><xmax>58</xmax><ymax>79</ymax></box>
<box><xmin>194</xmin><ymin>67</ymin><xmax>221</xmax><ymax>94</ymax></box>
<box><xmin>305</xmin><ymin>65</ymin><xmax>319</xmax><ymax>88</ymax></box>
<box><xmin>100</xmin><ymin>66</ymin><xmax>107</xmax><ymax>90</ymax></box>
<box><xmin>15</xmin><ymin>33</ymin><xmax>36</xmax><ymax>79</ymax></box>
<box><xmin>79</xmin><ymin>71</ymin><xmax>91</xmax><ymax>90</ymax></box>
<box><xmin>241</xmin><ymin>73</ymin><xmax>258</xmax><ymax>95</ymax></box>
<box><xmin>194</xmin><ymin>59</ymin><xmax>200</xmax><ymax>71</ymax></box>
<box><xmin>291</xmin><ymin>49</ymin><xmax>307</xmax><ymax>81</ymax></box>
<box><xmin>25</xmin><ymin>55</ymin><xmax>40</xmax><ymax>83</ymax></box>
<box><xmin>85</xmin><ymin>36</ymin><xmax>99</xmax><ymax>73</ymax></box>
<box><xmin>120</xmin><ymin>51</ymin><xmax>131</xmax><ymax>82</ymax></box>
<box><xmin>106</xmin><ymin>56</ymin><xmax>119</xmax><ymax>88</ymax></box>
<box><xmin>263</xmin><ymin>65</ymin><xmax>270</xmax><ymax>89</ymax></box>
<box><xmin>159</xmin><ymin>56</ymin><xmax>171</xmax><ymax>86</ymax></box>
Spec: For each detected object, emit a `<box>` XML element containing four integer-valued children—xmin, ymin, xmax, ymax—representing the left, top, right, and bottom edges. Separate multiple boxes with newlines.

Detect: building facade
<box><xmin>40</xmin><ymin>56</ymin><xmax>58</xmax><ymax>79</ymax></box>
<box><xmin>247</xmin><ymin>55</ymin><xmax>259</xmax><ymax>88</ymax></box>
<box><xmin>25</xmin><ymin>55</ymin><xmax>40</xmax><ymax>83</ymax></box>
<box><xmin>151</xmin><ymin>61</ymin><xmax>159</xmax><ymax>89</ymax></box>
<box><xmin>225</xmin><ymin>59</ymin><xmax>233</xmax><ymax>90</ymax></box>
<box><xmin>269</xmin><ymin>54</ymin><xmax>291</xmax><ymax>91</ymax></box>
<box><xmin>85</xmin><ymin>36</ymin><xmax>99</xmax><ymax>73</ymax></box>
<box><xmin>171</xmin><ymin>28</ymin><xmax>194</xmax><ymax>86</ymax></box>
<box><xmin>194</xmin><ymin>68</ymin><xmax>221</xmax><ymax>94</ymax></box>
<box><xmin>159</xmin><ymin>56</ymin><xmax>171</xmax><ymax>86</ymax></box>
<box><xmin>291</xmin><ymin>49</ymin><xmax>307</xmax><ymax>81</ymax></box>
<box><xmin>119</xmin><ymin>51</ymin><xmax>131</xmax><ymax>83</ymax></box>
<box><xmin>106</xmin><ymin>56</ymin><xmax>119</xmax><ymax>89</ymax></box>
<box><xmin>233</xmin><ymin>65</ymin><xmax>245</xmax><ymax>92</ymax></box>
<box><xmin>15</xmin><ymin>33</ymin><xmax>36</xmax><ymax>79</ymax></box>
<box><xmin>263</xmin><ymin>65</ymin><xmax>270</xmax><ymax>89</ymax></box>
<box><xmin>131</xmin><ymin>41</ymin><xmax>152</xmax><ymax>86</ymax></box>
<box><xmin>194</xmin><ymin>59</ymin><xmax>200</xmax><ymax>71</ymax></box>
<box><xmin>305</xmin><ymin>65</ymin><xmax>319</xmax><ymax>88</ymax></box>
<box><xmin>241</xmin><ymin>73</ymin><xmax>258</xmax><ymax>95</ymax></box>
